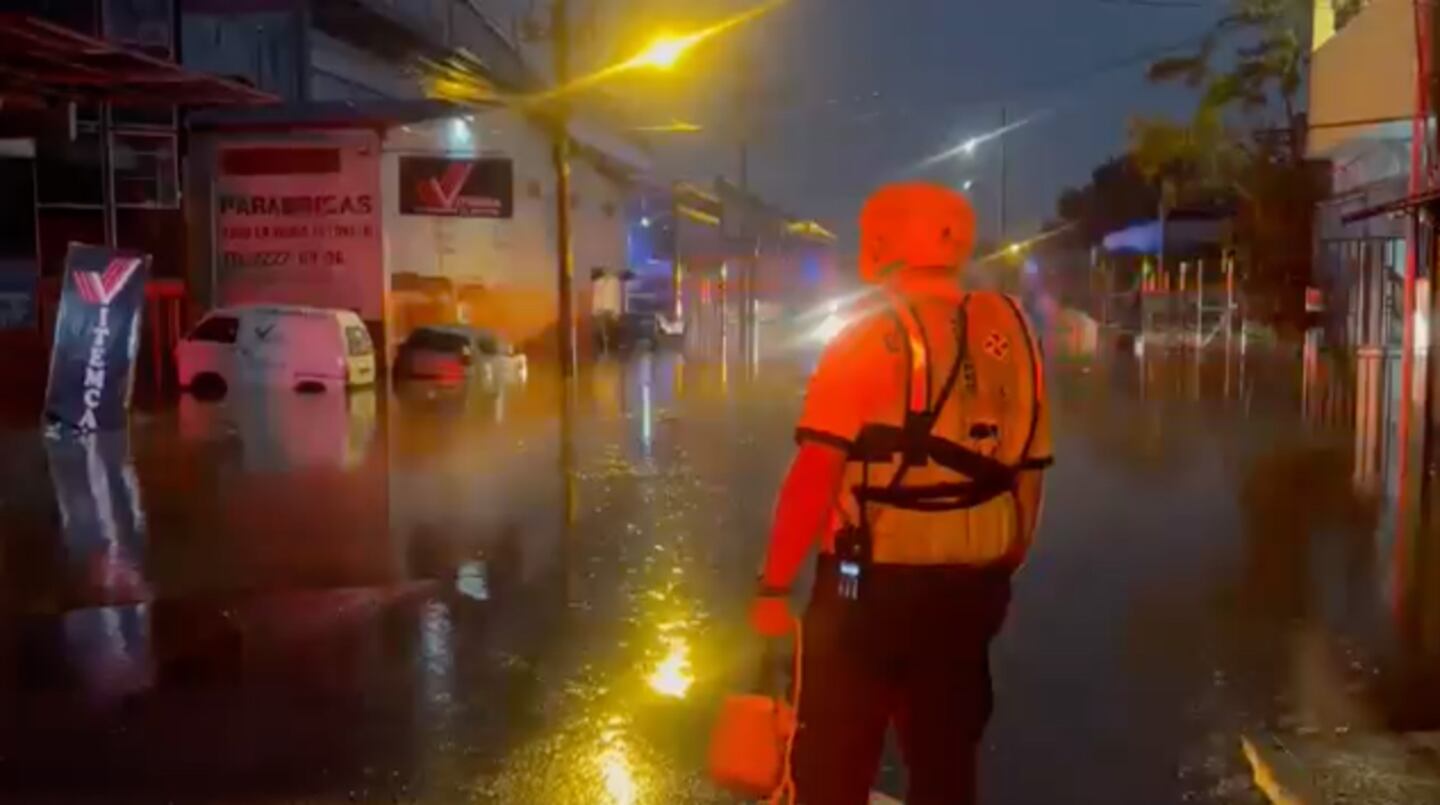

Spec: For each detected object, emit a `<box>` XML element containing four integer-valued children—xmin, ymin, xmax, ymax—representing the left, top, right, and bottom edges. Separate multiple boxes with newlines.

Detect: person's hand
<box><xmin>749</xmin><ymin>592</ymin><xmax>794</xmax><ymax>639</ymax></box>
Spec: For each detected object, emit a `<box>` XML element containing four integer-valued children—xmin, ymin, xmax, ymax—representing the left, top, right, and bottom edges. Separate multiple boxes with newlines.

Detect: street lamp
<box><xmin>545</xmin><ymin>3</ymin><xmax>787</xmax><ymax>377</ymax></box>
<box><xmin>551</xmin><ymin>28</ymin><xmax>705</xmax><ymax>379</ymax></box>
<box><xmin>626</xmin><ymin>33</ymin><xmax>704</xmax><ymax>70</ymax></box>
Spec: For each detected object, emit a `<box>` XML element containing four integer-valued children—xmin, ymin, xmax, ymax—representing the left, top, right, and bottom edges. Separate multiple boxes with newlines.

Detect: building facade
<box><xmin>179</xmin><ymin>0</ymin><xmax>647</xmax><ymax>358</ymax></box>
<box><xmin>1309</xmin><ymin>0</ymin><xmax>1422</xmax><ymax>352</ymax></box>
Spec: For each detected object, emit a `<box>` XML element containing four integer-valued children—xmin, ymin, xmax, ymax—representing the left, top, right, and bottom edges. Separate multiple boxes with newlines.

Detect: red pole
<box><xmin>1393</xmin><ymin>0</ymin><xmax>1432</xmax><ymax>621</ymax></box>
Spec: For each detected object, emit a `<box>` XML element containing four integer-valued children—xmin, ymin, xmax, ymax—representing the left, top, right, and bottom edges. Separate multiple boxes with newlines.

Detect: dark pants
<box><xmin>791</xmin><ymin>556</ymin><xmax>1012</xmax><ymax>805</ymax></box>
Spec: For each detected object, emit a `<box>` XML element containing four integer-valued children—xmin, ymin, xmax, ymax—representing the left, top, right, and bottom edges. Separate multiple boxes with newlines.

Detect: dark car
<box><xmin>615</xmin><ymin>311</ymin><xmax>661</xmax><ymax>349</ymax></box>
<box><xmin>393</xmin><ymin>325</ymin><xmax>527</xmax><ymax>384</ymax></box>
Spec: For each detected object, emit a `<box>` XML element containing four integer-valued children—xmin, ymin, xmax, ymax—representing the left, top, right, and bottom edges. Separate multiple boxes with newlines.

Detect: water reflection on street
<box><xmin>0</xmin><ymin>339</ymin><xmax>1436</xmax><ymax>802</ymax></box>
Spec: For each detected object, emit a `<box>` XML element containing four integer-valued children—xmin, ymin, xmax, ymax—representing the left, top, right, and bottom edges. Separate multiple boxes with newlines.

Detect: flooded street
<box><xmin>0</xmin><ymin>342</ymin><xmax>1435</xmax><ymax>804</ymax></box>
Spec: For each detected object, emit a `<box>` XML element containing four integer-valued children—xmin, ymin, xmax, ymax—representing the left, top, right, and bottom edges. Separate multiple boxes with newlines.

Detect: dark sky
<box><xmin>628</xmin><ymin>0</ymin><xmax>1227</xmax><ymax>249</ymax></box>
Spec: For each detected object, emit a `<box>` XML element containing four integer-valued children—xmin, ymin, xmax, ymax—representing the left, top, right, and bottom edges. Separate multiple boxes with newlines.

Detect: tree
<box><xmin>1130</xmin><ymin>0</ymin><xmax>1323</xmax><ymax>331</ymax></box>
<box><xmin>1145</xmin><ymin>0</ymin><xmax>1309</xmax><ymax>158</ymax></box>
<box><xmin>1054</xmin><ymin>156</ymin><xmax>1161</xmax><ymax>245</ymax></box>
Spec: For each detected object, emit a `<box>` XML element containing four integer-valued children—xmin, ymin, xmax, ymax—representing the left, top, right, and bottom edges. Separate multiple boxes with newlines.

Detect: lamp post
<box><xmin>553</xmin><ymin>0</ymin><xmax>575</xmax><ymax>377</ymax></box>
<box><xmin>549</xmin><ymin>28</ymin><xmax>702</xmax><ymax>378</ymax></box>
<box><xmin>956</xmin><ymin>104</ymin><xmax>1010</xmax><ymax>244</ymax></box>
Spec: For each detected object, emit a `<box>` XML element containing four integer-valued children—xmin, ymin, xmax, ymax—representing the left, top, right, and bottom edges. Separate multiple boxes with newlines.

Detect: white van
<box><xmin>176</xmin><ymin>305</ymin><xmax>376</xmax><ymax>396</ymax></box>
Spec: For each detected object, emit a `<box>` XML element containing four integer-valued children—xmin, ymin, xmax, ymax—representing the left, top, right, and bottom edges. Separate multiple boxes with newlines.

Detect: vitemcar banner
<box><xmin>399</xmin><ymin>156</ymin><xmax>514</xmax><ymax>219</ymax></box>
<box><xmin>43</xmin><ymin>244</ymin><xmax>151</xmax><ymax>434</ymax></box>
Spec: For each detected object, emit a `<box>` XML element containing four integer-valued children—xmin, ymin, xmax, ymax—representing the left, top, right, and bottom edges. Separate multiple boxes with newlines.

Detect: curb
<box><xmin>1240</xmin><ymin>733</ymin><xmax>1321</xmax><ymax>805</ymax></box>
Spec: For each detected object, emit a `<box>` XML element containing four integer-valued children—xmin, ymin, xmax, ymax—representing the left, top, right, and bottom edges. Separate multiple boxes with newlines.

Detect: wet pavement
<box><xmin>0</xmin><ymin>337</ymin><xmax>1437</xmax><ymax>803</ymax></box>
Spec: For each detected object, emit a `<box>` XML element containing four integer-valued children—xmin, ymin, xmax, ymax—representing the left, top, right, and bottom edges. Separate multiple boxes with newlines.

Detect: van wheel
<box><xmin>190</xmin><ymin>373</ymin><xmax>228</xmax><ymax>400</ymax></box>
<box><xmin>295</xmin><ymin>380</ymin><xmax>327</xmax><ymax>394</ymax></box>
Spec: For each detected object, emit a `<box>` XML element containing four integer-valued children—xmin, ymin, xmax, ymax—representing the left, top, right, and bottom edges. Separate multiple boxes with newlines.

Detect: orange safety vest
<box><xmin>833</xmin><ymin>289</ymin><xmax>1046</xmax><ymax>568</ymax></box>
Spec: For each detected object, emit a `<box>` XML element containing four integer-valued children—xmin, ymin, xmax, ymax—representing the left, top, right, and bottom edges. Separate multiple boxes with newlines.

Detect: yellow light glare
<box><xmin>597</xmin><ymin>726</ymin><xmax>638</xmax><ymax>805</ymax></box>
<box><xmin>520</xmin><ymin>1</ymin><xmax>788</xmax><ymax>108</ymax></box>
<box><xmin>629</xmin><ymin>33</ymin><xmax>701</xmax><ymax>70</ymax></box>
<box><xmin>631</xmin><ymin>119</ymin><xmax>704</xmax><ymax>133</ymax></box>
<box><xmin>646</xmin><ymin>634</ymin><xmax>693</xmax><ymax>698</ymax></box>
<box><xmin>1008</xmin><ymin>243</ymin><xmax>1023</xmax><ymax>256</ymax></box>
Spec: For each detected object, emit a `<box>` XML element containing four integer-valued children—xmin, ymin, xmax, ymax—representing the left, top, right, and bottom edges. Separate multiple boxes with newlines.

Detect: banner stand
<box><xmin>43</xmin><ymin>243</ymin><xmax>151</xmax><ymax>438</ymax></box>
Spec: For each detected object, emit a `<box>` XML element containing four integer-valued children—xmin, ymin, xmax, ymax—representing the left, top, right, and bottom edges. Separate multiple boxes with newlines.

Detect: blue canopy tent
<box><xmin>1101</xmin><ymin>217</ymin><xmax>1227</xmax><ymax>257</ymax></box>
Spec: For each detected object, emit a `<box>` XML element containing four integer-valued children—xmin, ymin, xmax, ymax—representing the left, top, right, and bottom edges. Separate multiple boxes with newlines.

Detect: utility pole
<box><xmin>739</xmin><ymin>140</ymin><xmax>749</xmax><ymax>192</ymax></box>
<box><xmin>552</xmin><ymin>0</ymin><xmax>576</xmax><ymax>377</ymax></box>
<box><xmin>735</xmin><ymin>50</ymin><xmax>758</xmax><ymax>370</ymax></box>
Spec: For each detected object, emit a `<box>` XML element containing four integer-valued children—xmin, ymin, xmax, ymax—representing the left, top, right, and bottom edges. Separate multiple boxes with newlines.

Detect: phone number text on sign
<box><xmin>220</xmin><ymin>250</ymin><xmax>349</xmax><ymax>268</ymax></box>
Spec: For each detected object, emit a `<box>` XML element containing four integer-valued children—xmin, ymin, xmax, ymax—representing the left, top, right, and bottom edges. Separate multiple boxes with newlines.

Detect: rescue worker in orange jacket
<box><xmin>751</xmin><ymin>183</ymin><xmax>1052</xmax><ymax>804</ymax></box>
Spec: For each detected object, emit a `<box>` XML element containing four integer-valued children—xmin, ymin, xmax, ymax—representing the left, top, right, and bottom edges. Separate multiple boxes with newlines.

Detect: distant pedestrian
<box><xmin>751</xmin><ymin>183</ymin><xmax>1053</xmax><ymax>804</ymax></box>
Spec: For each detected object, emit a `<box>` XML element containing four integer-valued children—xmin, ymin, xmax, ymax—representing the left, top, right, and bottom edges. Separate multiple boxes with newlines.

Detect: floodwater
<box><xmin>0</xmin><ymin>338</ymin><xmax>1436</xmax><ymax>803</ymax></box>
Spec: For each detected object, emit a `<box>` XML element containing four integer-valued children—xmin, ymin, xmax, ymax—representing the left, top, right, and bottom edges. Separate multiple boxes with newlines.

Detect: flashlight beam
<box><xmin>973</xmin><ymin>221</ymin><xmax>1077</xmax><ymax>264</ymax></box>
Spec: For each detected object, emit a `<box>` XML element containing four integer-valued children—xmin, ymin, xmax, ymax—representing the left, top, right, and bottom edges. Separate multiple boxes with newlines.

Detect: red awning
<box><xmin>0</xmin><ymin>14</ymin><xmax>276</xmax><ymax>107</ymax></box>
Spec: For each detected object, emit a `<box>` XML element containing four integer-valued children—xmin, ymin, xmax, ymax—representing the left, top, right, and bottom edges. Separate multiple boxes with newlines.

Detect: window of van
<box><xmin>345</xmin><ymin>325</ymin><xmax>374</xmax><ymax>357</ymax></box>
<box><xmin>190</xmin><ymin>315</ymin><xmax>239</xmax><ymax>344</ymax></box>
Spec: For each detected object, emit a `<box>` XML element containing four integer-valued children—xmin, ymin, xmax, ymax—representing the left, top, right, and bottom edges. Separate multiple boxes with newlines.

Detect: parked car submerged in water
<box><xmin>393</xmin><ymin>325</ymin><xmax>527</xmax><ymax>385</ymax></box>
<box><xmin>176</xmin><ymin>305</ymin><xmax>377</xmax><ymax>398</ymax></box>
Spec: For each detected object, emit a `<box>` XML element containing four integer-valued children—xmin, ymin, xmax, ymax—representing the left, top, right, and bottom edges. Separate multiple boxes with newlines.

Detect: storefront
<box><xmin>187</xmin><ymin>100</ymin><xmax>636</xmax><ymax>361</ymax></box>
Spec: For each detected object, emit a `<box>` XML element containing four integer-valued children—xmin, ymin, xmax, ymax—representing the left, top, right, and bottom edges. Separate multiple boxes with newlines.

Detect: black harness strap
<box><xmin>854</xmin><ymin>475</ymin><xmax>1016</xmax><ymax>511</ymax></box>
<box><xmin>851</xmin><ymin>426</ymin><xmax>1014</xmax><ymax>487</ymax></box>
<box><xmin>925</xmin><ymin>436</ymin><xmax>1016</xmax><ymax>485</ymax></box>
<box><xmin>847</xmin><ymin>293</ymin><xmax>1032</xmax><ymax>522</ymax></box>
<box><xmin>839</xmin><ymin>292</ymin><xmax>1039</xmax><ymax>570</ymax></box>
<box><xmin>891</xmin><ymin>295</ymin><xmax>970</xmax><ymax>481</ymax></box>
<box><xmin>848</xmin><ymin>295</ymin><xmax>1013</xmax><ymax>551</ymax></box>
<box><xmin>997</xmin><ymin>293</ymin><xmax>1043</xmax><ymax>463</ymax></box>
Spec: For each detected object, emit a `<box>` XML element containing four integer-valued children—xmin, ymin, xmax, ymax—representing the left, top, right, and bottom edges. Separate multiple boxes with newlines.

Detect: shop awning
<box><xmin>1341</xmin><ymin>187</ymin><xmax>1440</xmax><ymax>224</ymax></box>
<box><xmin>0</xmin><ymin>14</ymin><xmax>276</xmax><ymax>107</ymax></box>
<box><xmin>1100</xmin><ymin>216</ymin><xmax>1228</xmax><ymax>256</ymax></box>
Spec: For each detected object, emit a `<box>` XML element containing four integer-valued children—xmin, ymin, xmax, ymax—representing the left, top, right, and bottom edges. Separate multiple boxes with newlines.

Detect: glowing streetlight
<box><xmin>627</xmin><ymin>33</ymin><xmax>703</xmax><ymax>70</ymax></box>
<box><xmin>961</xmin><ymin>138</ymin><xmax>979</xmax><ymax>157</ymax></box>
<box><xmin>1007</xmin><ymin>243</ymin><xmax>1023</xmax><ymax>257</ymax></box>
<box><xmin>962</xmin><ymin>179</ymin><xmax>974</xmax><ymax>191</ymax></box>
<box><xmin>630</xmin><ymin>119</ymin><xmax>705</xmax><ymax>133</ymax></box>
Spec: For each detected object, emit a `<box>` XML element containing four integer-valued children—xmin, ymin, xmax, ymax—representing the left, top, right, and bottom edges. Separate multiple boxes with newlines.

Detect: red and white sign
<box><xmin>73</xmin><ymin>257</ymin><xmax>142</xmax><ymax>306</ymax></box>
<box><xmin>397</xmin><ymin>156</ymin><xmax>513</xmax><ymax>218</ymax></box>
<box><xmin>216</xmin><ymin>133</ymin><xmax>382</xmax><ymax>320</ymax></box>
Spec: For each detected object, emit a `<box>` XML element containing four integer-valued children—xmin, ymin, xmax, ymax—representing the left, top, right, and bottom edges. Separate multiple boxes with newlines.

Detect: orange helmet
<box><xmin>858</xmin><ymin>182</ymin><xmax>976</xmax><ymax>284</ymax></box>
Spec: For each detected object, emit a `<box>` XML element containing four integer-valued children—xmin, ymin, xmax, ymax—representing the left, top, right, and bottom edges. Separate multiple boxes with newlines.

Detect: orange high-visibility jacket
<box><xmin>796</xmin><ymin>284</ymin><xmax>1052</xmax><ymax>566</ymax></box>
